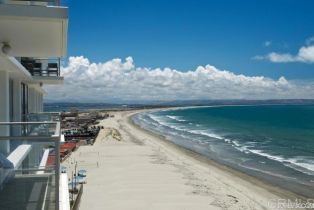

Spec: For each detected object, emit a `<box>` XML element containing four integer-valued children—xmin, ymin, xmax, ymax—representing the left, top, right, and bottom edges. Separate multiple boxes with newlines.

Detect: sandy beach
<box><xmin>63</xmin><ymin>109</ymin><xmax>304</xmax><ymax>210</ymax></box>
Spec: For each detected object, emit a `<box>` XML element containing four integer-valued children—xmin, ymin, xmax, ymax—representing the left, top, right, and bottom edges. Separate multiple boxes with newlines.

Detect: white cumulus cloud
<box><xmin>254</xmin><ymin>38</ymin><xmax>314</xmax><ymax>63</ymax></box>
<box><xmin>44</xmin><ymin>56</ymin><xmax>314</xmax><ymax>102</ymax></box>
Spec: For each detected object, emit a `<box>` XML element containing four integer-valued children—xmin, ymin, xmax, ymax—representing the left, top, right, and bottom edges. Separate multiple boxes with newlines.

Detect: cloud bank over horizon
<box><xmin>44</xmin><ymin>56</ymin><xmax>314</xmax><ymax>102</ymax></box>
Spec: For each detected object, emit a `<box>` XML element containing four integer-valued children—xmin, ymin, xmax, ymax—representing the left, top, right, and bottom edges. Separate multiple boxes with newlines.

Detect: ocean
<box><xmin>132</xmin><ymin>105</ymin><xmax>314</xmax><ymax>197</ymax></box>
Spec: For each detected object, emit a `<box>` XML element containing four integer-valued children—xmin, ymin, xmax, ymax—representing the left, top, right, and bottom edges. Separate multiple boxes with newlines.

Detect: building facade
<box><xmin>0</xmin><ymin>0</ymin><xmax>68</xmax><ymax>209</ymax></box>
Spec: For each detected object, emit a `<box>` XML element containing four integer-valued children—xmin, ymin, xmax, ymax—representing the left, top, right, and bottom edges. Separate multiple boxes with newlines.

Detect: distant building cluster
<box><xmin>60</xmin><ymin>110</ymin><xmax>108</xmax><ymax>161</ymax></box>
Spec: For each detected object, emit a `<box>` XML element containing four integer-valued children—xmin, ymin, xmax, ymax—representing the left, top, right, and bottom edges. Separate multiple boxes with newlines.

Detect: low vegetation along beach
<box><xmin>63</xmin><ymin>108</ymin><xmax>310</xmax><ymax>210</ymax></box>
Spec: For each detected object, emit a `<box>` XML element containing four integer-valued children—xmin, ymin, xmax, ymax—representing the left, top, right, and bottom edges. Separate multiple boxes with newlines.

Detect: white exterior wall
<box><xmin>0</xmin><ymin>71</ymin><xmax>10</xmax><ymax>156</ymax></box>
<box><xmin>0</xmin><ymin>70</ymin><xmax>45</xmax><ymax>156</ymax></box>
<box><xmin>39</xmin><ymin>92</ymin><xmax>43</xmax><ymax>112</ymax></box>
<box><xmin>38</xmin><ymin>89</ymin><xmax>43</xmax><ymax>112</ymax></box>
<box><xmin>28</xmin><ymin>87</ymin><xmax>45</xmax><ymax>167</ymax></box>
<box><xmin>28</xmin><ymin>86</ymin><xmax>43</xmax><ymax>114</ymax></box>
<box><xmin>28</xmin><ymin>87</ymin><xmax>34</xmax><ymax>113</ymax></box>
<box><xmin>26</xmin><ymin>86</ymin><xmax>45</xmax><ymax>167</ymax></box>
<box><xmin>34</xmin><ymin>89</ymin><xmax>37</xmax><ymax>113</ymax></box>
<box><xmin>12</xmin><ymin>79</ymin><xmax>21</xmax><ymax>122</ymax></box>
<box><xmin>11</xmin><ymin>79</ymin><xmax>22</xmax><ymax>137</ymax></box>
<box><xmin>0</xmin><ymin>3</ymin><xmax>68</xmax><ymax>208</ymax></box>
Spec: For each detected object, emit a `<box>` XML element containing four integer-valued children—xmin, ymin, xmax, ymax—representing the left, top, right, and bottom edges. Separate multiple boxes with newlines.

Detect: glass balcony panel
<box><xmin>25</xmin><ymin>112</ymin><xmax>61</xmax><ymax>122</ymax></box>
<box><xmin>0</xmin><ymin>122</ymin><xmax>60</xmax><ymax>210</ymax></box>
<box><xmin>11</xmin><ymin>122</ymin><xmax>58</xmax><ymax>137</ymax></box>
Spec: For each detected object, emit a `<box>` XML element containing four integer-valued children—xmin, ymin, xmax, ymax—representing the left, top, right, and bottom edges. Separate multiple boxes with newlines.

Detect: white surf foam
<box><xmin>148</xmin><ymin>114</ymin><xmax>225</xmax><ymax>141</ymax></box>
<box><xmin>166</xmin><ymin>115</ymin><xmax>187</xmax><ymax>122</ymax></box>
<box><xmin>248</xmin><ymin>149</ymin><xmax>314</xmax><ymax>175</ymax></box>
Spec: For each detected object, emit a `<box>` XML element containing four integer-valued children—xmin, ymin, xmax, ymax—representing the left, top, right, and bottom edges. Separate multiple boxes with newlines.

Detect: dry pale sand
<box><xmin>63</xmin><ymin>110</ymin><xmax>302</xmax><ymax>210</ymax></box>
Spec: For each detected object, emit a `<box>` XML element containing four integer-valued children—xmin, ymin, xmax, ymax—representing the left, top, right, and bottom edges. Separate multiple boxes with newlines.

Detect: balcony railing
<box><xmin>21</xmin><ymin>58</ymin><xmax>61</xmax><ymax>77</ymax></box>
<box><xmin>25</xmin><ymin>112</ymin><xmax>61</xmax><ymax>122</ymax></box>
<box><xmin>0</xmin><ymin>121</ymin><xmax>61</xmax><ymax>210</ymax></box>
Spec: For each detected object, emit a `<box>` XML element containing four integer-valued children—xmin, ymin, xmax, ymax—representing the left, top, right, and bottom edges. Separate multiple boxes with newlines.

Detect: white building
<box><xmin>0</xmin><ymin>0</ymin><xmax>69</xmax><ymax>209</ymax></box>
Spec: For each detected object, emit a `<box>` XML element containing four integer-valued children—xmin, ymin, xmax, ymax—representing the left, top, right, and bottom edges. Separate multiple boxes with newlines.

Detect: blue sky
<box><xmin>63</xmin><ymin>0</ymin><xmax>314</xmax><ymax>80</ymax></box>
<box><xmin>46</xmin><ymin>0</ymin><xmax>314</xmax><ymax>102</ymax></box>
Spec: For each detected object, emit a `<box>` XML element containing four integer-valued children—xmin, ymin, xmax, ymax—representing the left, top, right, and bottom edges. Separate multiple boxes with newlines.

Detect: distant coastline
<box><xmin>44</xmin><ymin>99</ymin><xmax>314</xmax><ymax>112</ymax></box>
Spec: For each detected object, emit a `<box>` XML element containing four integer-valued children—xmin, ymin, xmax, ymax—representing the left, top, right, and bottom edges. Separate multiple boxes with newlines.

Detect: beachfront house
<box><xmin>0</xmin><ymin>0</ymin><xmax>69</xmax><ymax>209</ymax></box>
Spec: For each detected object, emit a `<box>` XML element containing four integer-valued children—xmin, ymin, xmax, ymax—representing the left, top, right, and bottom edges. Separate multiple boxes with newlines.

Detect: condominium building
<box><xmin>0</xmin><ymin>0</ymin><xmax>69</xmax><ymax>209</ymax></box>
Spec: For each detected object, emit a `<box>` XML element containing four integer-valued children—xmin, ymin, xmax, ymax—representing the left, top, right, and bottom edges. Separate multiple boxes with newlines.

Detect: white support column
<box><xmin>36</xmin><ymin>91</ymin><xmax>39</xmax><ymax>112</ymax></box>
<box><xmin>37</xmin><ymin>91</ymin><xmax>41</xmax><ymax>112</ymax></box>
<box><xmin>12</xmin><ymin>79</ymin><xmax>22</xmax><ymax>137</ymax></box>
<box><xmin>39</xmin><ymin>93</ymin><xmax>43</xmax><ymax>112</ymax></box>
<box><xmin>34</xmin><ymin>90</ymin><xmax>38</xmax><ymax>113</ymax></box>
<box><xmin>28</xmin><ymin>87</ymin><xmax>34</xmax><ymax>113</ymax></box>
<box><xmin>41</xmin><ymin>93</ymin><xmax>44</xmax><ymax>112</ymax></box>
<box><xmin>13</xmin><ymin>80</ymin><xmax>22</xmax><ymax>122</ymax></box>
<box><xmin>0</xmin><ymin>71</ymin><xmax>10</xmax><ymax>156</ymax></box>
<box><xmin>32</xmin><ymin>90</ymin><xmax>35</xmax><ymax>113</ymax></box>
<box><xmin>34</xmin><ymin>88</ymin><xmax>41</xmax><ymax>113</ymax></box>
<box><xmin>32</xmin><ymin>87</ymin><xmax>44</xmax><ymax>113</ymax></box>
<box><xmin>36</xmin><ymin>91</ymin><xmax>40</xmax><ymax>112</ymax></box>
<box><xmin>27</xmin><ymin>88</ymin><xmax>37</xmax><ymax>169</ymax></box>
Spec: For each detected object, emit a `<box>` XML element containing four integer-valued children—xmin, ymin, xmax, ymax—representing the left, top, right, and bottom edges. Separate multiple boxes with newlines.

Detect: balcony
<box><xmin>21</xmin><ymin>58</ymin><xmax>60</xmax><ymax>77</ymax></box>
<box><xmin>0</xmin><ymin>121</ymin><xmax>61</xmax><ymax>210</ymax></box>
<box><xmin>21</xmin><ymin>58</ymin><xmax>64</xmax><ymax>84</ymax></box>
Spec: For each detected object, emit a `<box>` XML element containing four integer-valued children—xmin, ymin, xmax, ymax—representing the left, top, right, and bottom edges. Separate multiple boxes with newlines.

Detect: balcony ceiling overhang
<box><xmin>0</xmin><ymin>55</ymin><xmax>33</xmax><ymax>80</ymax></box>
<box><xmin>0</xmin><ymin>4</ymin><xmax>68</xmax><ymax>57</ymax></box>
<box><xmin>0</xmin><ymin>55</ymin><xmax>64</xmax><ymax>85</ymax></box>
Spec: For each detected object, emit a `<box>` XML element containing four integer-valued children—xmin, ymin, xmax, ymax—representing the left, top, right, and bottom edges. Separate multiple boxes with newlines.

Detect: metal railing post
<box><xmin>55</xmin><ymin>122</ymin><xmax>61</xmax><ymax>210</ymax></box>
<box><xmin>58</xmin><ymin>58</ymin><xmax>61</xmax><ymax>76</ymax></box>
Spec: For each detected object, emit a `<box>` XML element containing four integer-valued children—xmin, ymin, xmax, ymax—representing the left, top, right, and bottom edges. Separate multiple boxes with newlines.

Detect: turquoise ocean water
<box><xmin>132</xmin><ymin>105</ymin><xmax>314</xmax><ymax>197</ymax></box>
